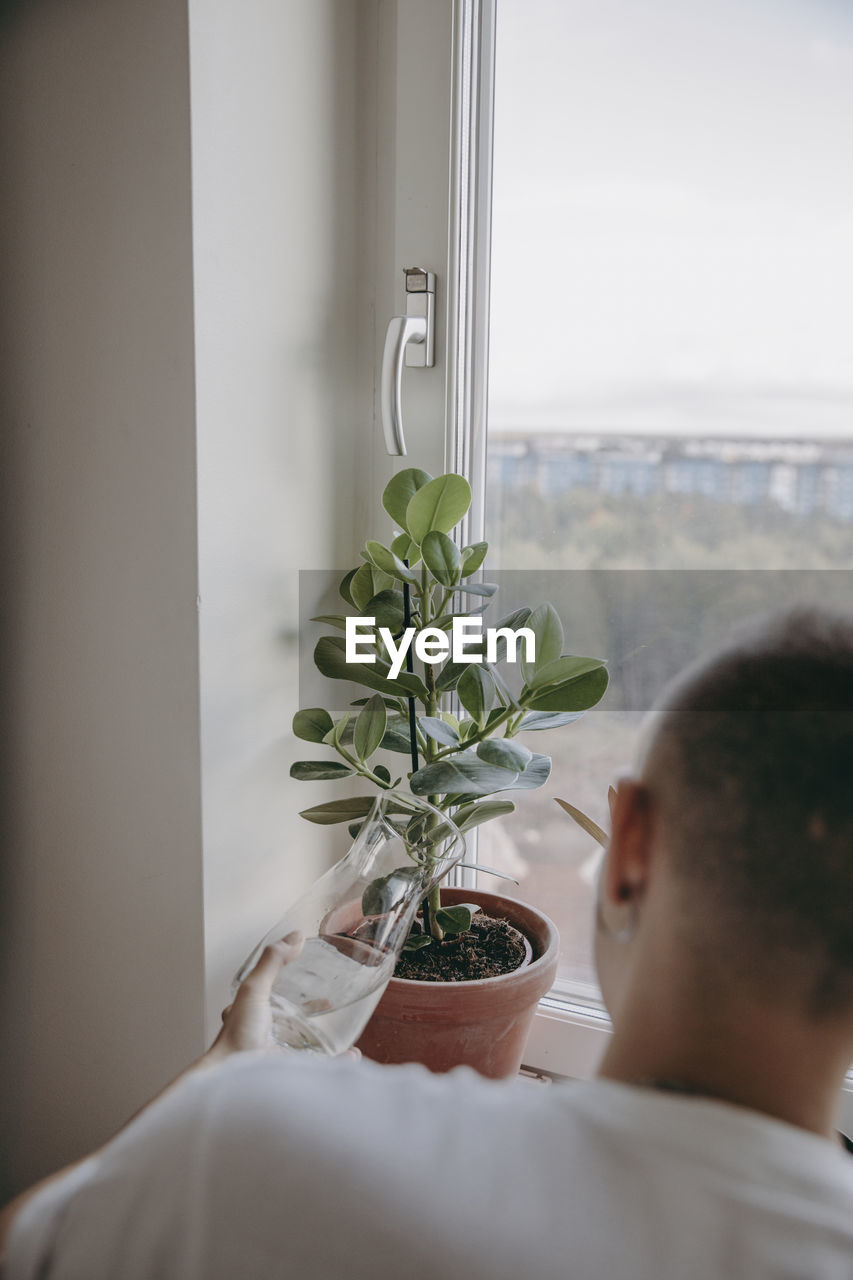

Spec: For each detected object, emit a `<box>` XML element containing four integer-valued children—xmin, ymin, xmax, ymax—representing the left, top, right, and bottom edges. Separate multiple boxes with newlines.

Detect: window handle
<box><xmin>381</xmin><ymin>315</ymin><xmax>426</xmax><ymax>456</ymax></box>
<box><xmin>380</xmin><ymin>268</ymin><xmax>436</xmax><ymax>457</ymax></box>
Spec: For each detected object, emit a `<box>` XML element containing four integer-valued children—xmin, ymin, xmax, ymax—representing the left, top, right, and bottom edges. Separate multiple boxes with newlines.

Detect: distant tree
<box><xmin>489</xmin><ymin>487</ymin><xmax>853</xmax><ymax>571</ymax></box>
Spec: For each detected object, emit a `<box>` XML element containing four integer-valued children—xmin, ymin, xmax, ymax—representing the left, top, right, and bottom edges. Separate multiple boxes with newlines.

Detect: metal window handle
<box><xmin>381</xmin><ymin>315</ymin><xmax>426</xmax><ymax>456</ymax></box>
<box><xmin>381</xmin><ymin>268</ymin><xmax>436</xmax><ymax>456</ymax></box>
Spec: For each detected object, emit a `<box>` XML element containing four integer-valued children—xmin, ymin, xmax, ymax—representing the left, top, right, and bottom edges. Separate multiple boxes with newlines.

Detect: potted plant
<box><xmin>291</xmin><ymin>468</ymin><xmax>608</xmax><ymax>1076</ymax></box>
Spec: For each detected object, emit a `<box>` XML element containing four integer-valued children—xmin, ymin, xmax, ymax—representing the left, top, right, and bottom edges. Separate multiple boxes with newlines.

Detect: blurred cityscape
<box><xmin>489</xmin><ymin>432</ymin><xmax>853</xmax><ymax>522</ymax></box>
<box><xmin>484</xmin><ymin>429</ymin><xmax>853</xmax><ymax>989</ymax></box>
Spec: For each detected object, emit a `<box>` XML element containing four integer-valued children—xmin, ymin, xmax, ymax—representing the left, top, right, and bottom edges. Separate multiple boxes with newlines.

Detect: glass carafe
<box><xmin>232</xmin><ymin>796</ymin><xmax>466</xmax><ymax>1054</ymax></box>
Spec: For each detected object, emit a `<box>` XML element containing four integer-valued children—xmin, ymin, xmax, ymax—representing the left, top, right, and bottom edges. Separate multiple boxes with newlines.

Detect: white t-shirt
<box><xmin>7</xmin><ymin>1053</ymin><xmax>853</xmax><ymax>1280</ymax></box>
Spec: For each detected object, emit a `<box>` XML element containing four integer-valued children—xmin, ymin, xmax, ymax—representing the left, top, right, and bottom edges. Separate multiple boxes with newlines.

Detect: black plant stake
<box><xmin>402</xmin><ymin>571</ymin><xmax>431</xmax><ymax>936</ymax></box>
<box><xmin>401</xmin><ymin>575</ymin><xmax>419</xmax><ymax>776</ymax></box>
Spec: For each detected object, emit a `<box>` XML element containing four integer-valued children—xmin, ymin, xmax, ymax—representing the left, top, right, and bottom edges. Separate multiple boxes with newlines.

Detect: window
<box><xmin>487</xmin><ymin>0</ymin><xmax>853</xmax><ymax>572</ymax></box>
<box><xmin>395</xmin><ymin>0</ymin><xmax>853</xmax><ymax>1095</ymax></box>
<box><xmin>481</xmin><ymin>1</ymin><xmax>853</xmax><ymax>1026</ymax></box>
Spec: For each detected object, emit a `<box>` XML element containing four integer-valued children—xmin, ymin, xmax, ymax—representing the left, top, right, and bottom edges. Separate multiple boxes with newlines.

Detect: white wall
<box><xmin>189</xmin><ymin>0</ymin><xmax>393</xmax><ymax>1036</ymax></box>
<box><xmin>0</xmin><ymin>0</ymin><xmax>453</xmax><ymax>1200</ymax></box>
<box><xmin>0</xmin><ymin>0</ymin><xmax>397</xmax><ymax>1199</ymax></box>
<box><xmin>0</xmin><ymin>0</ymin><xmax>204</xmax><ymax>1198</ymax></box>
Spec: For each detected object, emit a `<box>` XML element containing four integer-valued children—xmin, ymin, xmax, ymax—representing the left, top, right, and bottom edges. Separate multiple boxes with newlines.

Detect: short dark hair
<box><xmin>645</xmin><ymin>606</ymin><xmax>853</xmax><ymax>1015</ymax></box>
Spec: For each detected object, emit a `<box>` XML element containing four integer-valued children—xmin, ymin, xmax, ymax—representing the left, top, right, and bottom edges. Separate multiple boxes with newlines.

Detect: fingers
<box><xmin>238</xmin><ymin>932</ymin><xmax>304</xmax><ymax>1000</ymax></box>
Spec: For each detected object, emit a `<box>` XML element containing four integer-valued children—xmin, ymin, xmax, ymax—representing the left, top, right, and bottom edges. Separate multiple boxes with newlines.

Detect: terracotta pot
<box><xmin>356</xmin><ymin>887</ymin><xmax>559</xmax><ymax>1078</ymax></box>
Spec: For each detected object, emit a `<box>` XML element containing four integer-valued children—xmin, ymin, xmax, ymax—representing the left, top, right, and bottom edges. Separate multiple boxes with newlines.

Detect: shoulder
<box><xmin>183</xmin><ymin>1051</ymin><xmax>585</xmax><ymax>1193</ymax></box>
<box><xmin>197</xmin><ymin>1051</ymin><xmax>547</xmax><ymax>1142</ymax></box>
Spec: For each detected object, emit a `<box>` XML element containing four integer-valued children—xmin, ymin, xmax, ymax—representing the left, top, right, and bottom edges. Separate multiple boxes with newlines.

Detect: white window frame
<box><xmin>440</xmin><ymin>0</ymin><xmax>616</xmax><ymax>1080</ymax></box>
<box><xmin>445</xmin><ymin>0</ymin><xmax>493</xmax><ymax>546</ymax></box>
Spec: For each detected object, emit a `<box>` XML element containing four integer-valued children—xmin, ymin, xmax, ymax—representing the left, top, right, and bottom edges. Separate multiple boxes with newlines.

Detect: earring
<box><xmin>595</xmin><ymin>890</ymin><xmax>637</xmax><ymax>944</ymax></box>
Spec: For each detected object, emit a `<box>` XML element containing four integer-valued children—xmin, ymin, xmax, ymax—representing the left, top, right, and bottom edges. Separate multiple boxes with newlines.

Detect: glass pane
<box><xmin>484</xmin><ymin>0</ymin><xmax>853</xmax><ymax>997</ymax></box>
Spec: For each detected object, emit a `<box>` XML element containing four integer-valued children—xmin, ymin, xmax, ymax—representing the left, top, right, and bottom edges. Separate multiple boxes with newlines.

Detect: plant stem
<box><xmin>333</xmin><ymin>742</ymin><xmax>394</xmax><ymax>790</ymax></box>
<box><xmin>426</xmin><ymin>883</ymin><xmax>443</xmax><ymax>941</ymax></box>
<box><xmin>402</xmin><ymin>577</ymin><xmax>419</xmax><ymax>776</ymax></box>
<box><xmin>417</xmin><ymin>573</ymin><xmax>447</xmax><ymax>942</ymax></box>
<box><xmin>431</xmin><ymin>703</ymin><xmax>518</xmax><ymax>759</ymax></box>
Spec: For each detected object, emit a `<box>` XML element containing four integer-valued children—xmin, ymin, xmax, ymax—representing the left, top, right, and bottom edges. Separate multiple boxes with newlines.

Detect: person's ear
<box><xmin>604</xmin><ymin>777</ymin><xmax>654</xmax><ymax>908</ymax></box>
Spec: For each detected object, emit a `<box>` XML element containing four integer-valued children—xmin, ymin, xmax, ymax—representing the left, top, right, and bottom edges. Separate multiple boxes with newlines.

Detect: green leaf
<box><xmin>339</xmin><ymin>568</ymin><xmax>359</xmax><ymax>607</ymax></box>
<box><xmin>410</xmin><ymin>754</ymin><xmax>520</xmax><ymax>798</ymax></box>
<box><xmin>353</xmin><ymin>694</ymin><xmax>387</xmax><ymax>761</ymax></box>
<box><xmin>350</xmin><ymin>563</ymin><xmax>393</xmax><ymax>612</ymax></box>
<box><xmin>460</xmin><ymin>542</ymin><xmax>488</xmax><ymax>576</ymax></box>
<box><xmin>290</xmin><ymin>761</ymin><xmax>354</xmax><ymax>781</ymax></box>
<box><xmin>331</xmin><ymin>714</ymin><xmax>350</xmax><ymax>748</ymax></box>
<box><xmin>293</xmin><ymin>708</ymin><xmax>335</xmax><ymax>743</ymax></box>
<box><xmin>522</xmin><ymin>603</ymin><xmax>564</xmax><ymax>683</ymax></box>
<box><xmin>309</xmin><ymin>614</ymin><xmax>349</xmax><ymax>631</ymax></box>
<box><xmin>381</xmin><ymin>715</ymin><xmax>418</xmax><ymax>754</ymax></box>
<box><xmin>390</xmin><ymin>532</ymin><xmax>422</xmax><ymax>566</ymax></box>
<box><xmin>496</xmin><ymin>607</ymin><xmax>533</xmax><ymax>629</ymax></box>
<box><xmin>434</xmin><ymin>904</ymin><xmax>480</xmax><ymax>936</ymax></box>
<box><xmin>454</xmin><ymin>582</ymin><xmax>498</xmax><ymax>598</ymax></box>
<box><xmin>420</xmin><ymin>531</ymin><xmax>462</xmax><ymax>587</ymax></box>
<box><xmin>527</xmin><ymin>666</ymin><xmax>609</xmax><ymax>712</ymax></box>
<box><xmin>299</xmin><ymin>796</ymin><xmax>379</xmax><ymax>825</ymax></box>
<box><xmin>403</xmin><ymin>932</ymin><xmax>433</xmax><ymax>952</ymax></box>
<box><xmin>527</xmin><ymin>655</ymin><xmax>605</xmax><ymax>691</ymax></box>
<box><xmin>323</xmin><ymin>719</ymin><xmax>355</xmax><ymax>747</ymax></box>
<box><xmin>314</xmin><ymin>636</ymin><xmax>428</xmax><ymax>699</ymax></box>
<box><xmin>365</xmin><ymin>589</ymin><xmax>406</xmax><ymax>631</ymax></box>
<box><xmin>476</xmin><ymin>739</ymin><xmax>532</xmax><ymax>772</ymax></box>
<box><xmin>373</xmin><ymin>764</ymin><xmax>392</xmax><ymax>784</ymax></box>
<box><xmin>419</xmin><ymin>716</ymin><xmax>460</xmax><ymax>747</ymax></box>
<box><xmin>517</xmin><ymin>711</ymin><xmax>585</xmax><ymax>732</ymax></box>
<box><xmin>364</xmin><ymin>540</ymin><xmax>419</xmax><ymax>586</ymax></box>
<box><xmin>479</xmin><ymin>607</ymin><xmax>535</xmax><ymax>666</ymax></box>
<box><xmin>430</xmin><ymin>614</ymin><xmax>456</xmax><ymax>632</ymax></box>
<box><xmin>383</xmin><ymin>468</ymin><xmax>434</xmax><ymax>530</ymax></box>
<box><xmin>457</xmin><ymin>664</ymin><xmax>496</xmax><ymax>726</ymax></box>
<box><xmin>405</xmin><ymin>474</ymin><xmax>472</xmax><ymax>543</ymax></box>
<box><xmin>349</xmin><ymin>563</ymin><xmax>374</xmax><ymax>612</ymax></box>
<box><xmin>435</xmin><ymin>659</ymin><xmax>473</xmax><ymax>693</ymax></box>
<box><xmin>554</xmin><ymin>797</ymin><xmax>608</xmax><ymax>847</ymax></box>
<box><xmin>450</xmin><ymin>799</ymin><xmax>516</xmax><ymax>831</ymax></box>
<box><xmin>402</xmin><ymin>809</ymin><xmax>433</xmax><ymax>844</ymax></box>
<box><xmin>362</xmin><ymin>866</ymin><xmax>422</xmax><ymax>916</ymax></box>
<box><xmin>351</xmin><ymin>697</ymin><xmax>401</xmax><ymax>709</ymax></box>
<box><xmin>502</xmin><ymin>752</ymin><xmax>551</xmax><ymax>791</ymax></box>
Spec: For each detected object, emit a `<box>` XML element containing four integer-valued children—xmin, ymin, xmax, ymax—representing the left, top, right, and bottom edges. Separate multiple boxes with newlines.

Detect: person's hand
<box><xmin>207</xmin><ymin>932</ymin><xmax>305</xmax><ymax>1061</ymax></box>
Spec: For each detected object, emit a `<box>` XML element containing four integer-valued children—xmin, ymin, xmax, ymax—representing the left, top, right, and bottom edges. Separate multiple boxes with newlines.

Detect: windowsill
<box><xmin>524</xmin><ymin>999</ymin><xmax>853</xmax><ymax>1133</ymax></box>
<box><xmin>523</xmin><ymin>997</ymin><xmax>611</xmax><ymax>1080</ymax></box>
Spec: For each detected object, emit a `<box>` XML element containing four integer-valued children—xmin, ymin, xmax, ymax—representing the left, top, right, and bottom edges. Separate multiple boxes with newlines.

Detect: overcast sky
<box><xmin>488</xmin><ymin>0</ymin><xmax>853</xmax><ymax>436</ymax></box>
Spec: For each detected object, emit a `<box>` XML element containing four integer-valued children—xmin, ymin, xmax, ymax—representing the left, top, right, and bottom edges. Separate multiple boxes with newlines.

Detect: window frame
<box><xmin>442</xmin><ymin>0</ymin><xmax>619</xmax><ymax>1076</ymax></box>
<box><xmin>422</xmin><ymin>0</ymin><xmax>853</xmax><ymax>1113</ymax></box>
<box><xmin>445</xmin><ymin>0</ymin><xmax>494</xmax><ymax>549</ymax></box>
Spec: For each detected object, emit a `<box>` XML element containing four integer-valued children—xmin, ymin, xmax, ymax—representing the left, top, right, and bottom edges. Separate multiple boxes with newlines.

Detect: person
<box><xmin>2</xmin><ymin>606</ymin><xmax>853</xmax><ymax>1279</ymax></box>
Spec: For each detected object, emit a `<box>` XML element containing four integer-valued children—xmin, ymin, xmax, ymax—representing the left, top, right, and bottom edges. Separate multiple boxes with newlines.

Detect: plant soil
<box><xmin>393</xmin><ymin>912</ymin><xmax>528</xmax><ymax>982</ymax></box>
